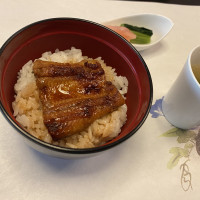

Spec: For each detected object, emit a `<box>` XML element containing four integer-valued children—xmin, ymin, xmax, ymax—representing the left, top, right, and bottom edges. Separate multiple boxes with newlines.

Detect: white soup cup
<box><xmin>162</xmin><ymin>45</ymin><xmax>200</xmax><ymax>129</ymax></box>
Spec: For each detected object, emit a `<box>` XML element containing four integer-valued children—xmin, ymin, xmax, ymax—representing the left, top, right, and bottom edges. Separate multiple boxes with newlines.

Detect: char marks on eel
<box><xmin>33</xmin><ymin>59</ymin><xmax>125</xmax><ymax>140</ymax></box>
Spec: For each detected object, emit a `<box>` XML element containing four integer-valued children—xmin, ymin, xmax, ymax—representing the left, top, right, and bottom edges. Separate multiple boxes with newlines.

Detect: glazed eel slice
<box><xmin>33</xmin><ymin>59</ymin><xmax>125</xmax><ymax>140</ymax></box>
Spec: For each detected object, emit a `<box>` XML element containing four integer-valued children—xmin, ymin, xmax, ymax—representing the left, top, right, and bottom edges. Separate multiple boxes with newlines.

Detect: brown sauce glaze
<box><xmin>33</xmin><ymin>59</ymin><xmax>125</xmax><ymax>140</ymax></box>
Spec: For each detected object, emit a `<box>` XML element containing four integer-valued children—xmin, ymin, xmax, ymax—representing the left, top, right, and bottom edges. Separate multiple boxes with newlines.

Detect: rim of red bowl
<box><xmin>0</xmin><ymin>18</ymin><xmax>153</xmax><ymax>155</ymax></box>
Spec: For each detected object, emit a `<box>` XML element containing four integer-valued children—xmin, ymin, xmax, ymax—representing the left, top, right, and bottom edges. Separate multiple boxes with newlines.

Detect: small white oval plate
<box><xmin>103</xmin><ymin>13</ymin><xmax>174</xmax><ymax>51</ymax></box>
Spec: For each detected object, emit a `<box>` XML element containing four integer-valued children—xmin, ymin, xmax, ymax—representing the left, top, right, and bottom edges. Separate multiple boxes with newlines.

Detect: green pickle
<box><xmin>121</xmin><ymin>23</ymin><xmax>153</xmax><ymax>44</ymax></box>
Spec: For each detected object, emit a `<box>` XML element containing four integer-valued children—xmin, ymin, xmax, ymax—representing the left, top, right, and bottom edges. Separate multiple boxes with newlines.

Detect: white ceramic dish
<box><xmin>103</xmin><ymin>13</ymin><xmax>174</xmax><ymax>51</ymax></box>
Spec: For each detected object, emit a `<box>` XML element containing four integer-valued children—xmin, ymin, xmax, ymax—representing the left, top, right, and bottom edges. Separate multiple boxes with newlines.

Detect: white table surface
<box><xmin>1</xmin><ymin>0</ymin><xmax>200</xmax><ymax>199</ymax></box>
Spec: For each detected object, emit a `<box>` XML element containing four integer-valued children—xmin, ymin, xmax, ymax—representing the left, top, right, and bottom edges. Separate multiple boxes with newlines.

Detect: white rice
<box><xmin>12</xmin><ymin>47</ymin><xmax>128</xmax><ymax>148</ymax></box>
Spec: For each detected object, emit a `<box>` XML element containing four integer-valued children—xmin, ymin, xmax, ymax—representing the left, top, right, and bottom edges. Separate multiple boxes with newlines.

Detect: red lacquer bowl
<box><xmin>0</xmin><ymin>18</ymin><xmax>153</xmax><ymax>158</ymax></box>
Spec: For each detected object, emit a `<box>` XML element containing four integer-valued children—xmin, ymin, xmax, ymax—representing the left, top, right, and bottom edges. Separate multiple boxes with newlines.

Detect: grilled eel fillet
<box><xmin>33</xmin><ymin>59</ymin><xmax>125</xmax><ymax>140</ymax></box>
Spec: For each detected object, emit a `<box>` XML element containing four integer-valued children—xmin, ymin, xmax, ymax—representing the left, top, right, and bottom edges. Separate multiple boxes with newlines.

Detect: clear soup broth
<box><xmin>192</xmin><ymin>65</ymin><xmax>200</xmax><ymax>84</ymax></box>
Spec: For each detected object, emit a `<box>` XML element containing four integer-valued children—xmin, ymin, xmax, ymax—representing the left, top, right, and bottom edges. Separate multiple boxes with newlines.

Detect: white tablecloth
<box><xmin>1</xmin><ymin>0</ymin><xmax>200</xmax><ymax>199</ymax></box>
